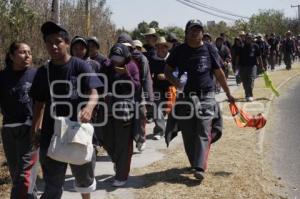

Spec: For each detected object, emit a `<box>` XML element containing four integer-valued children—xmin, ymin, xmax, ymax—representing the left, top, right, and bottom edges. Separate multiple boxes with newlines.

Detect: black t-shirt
<box><xmin>149</xmin><ymin>56</ymin><xmax>171</xmax><ymax>92</ymax></box>
<box><xmin>0</xmin><ymin>67</ymin><xmax>37</xmax><ymax>125</ymax></box>
<box><xmin>217</xmin><ymin>45</ymin><xmax>231</xmax><ymax>62</ymax></box>
<box><xmin>143</xmin><ymin>44</ymin><xmax>156</xmax><ymax>60</ymax></box>
<box><xmin>268</xmin><ymin>38</ymin><xmax>279</xmax><ymax>52</ymax></box>
<box><xmin>237</xmin><ymin>43</ymin><xmax>261</xmax><ymax>67</ymax></box>
<box><xmin>282</xmin><ymin>39</ymin><xmax>295</xmax><ymax>55</ymax></box>
<box><xmin>86</xmin><ymin>58</ymin><xmax>101</xmax><ymax>73</ymax></box>
<box><xmin>30</xmin><ymin>57</ymin><xmax>103</xmax><ymax>149</ymax></box>
<box><xmin>256</xmin><ymin>40</ymin><xmax>269</xmax><ymax>57</ymax></box>
<box><xmin>91</xmin><ymin>53</ymin><xmax>107</xmax><ymax>69</ymax></box>
<box><xmin>167</xmin><ymin>43</ymin><xmax>222</xmax><ymax>94</ymax></box>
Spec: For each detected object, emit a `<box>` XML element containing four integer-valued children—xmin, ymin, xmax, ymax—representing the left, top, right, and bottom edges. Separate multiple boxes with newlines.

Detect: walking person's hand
<box><xmin>226</xmin><ymin>93</ymin><xmax>235</xmax><ymax>103</ymax></box>
<box><xmin>79</xmin><ymin>106</ymin><xmax>93</xmax><ymax>123</ymax></box>
<box><xmin>30</xmin><ymin>129</ymin><xmax>40</xmax><ymax>149</ymax></box>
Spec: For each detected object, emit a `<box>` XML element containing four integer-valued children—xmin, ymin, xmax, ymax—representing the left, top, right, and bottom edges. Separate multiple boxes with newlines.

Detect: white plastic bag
<box><xmin>47</xmin><ymin>117</ymin><xmax>94</xmax><ymax>165</ymax></box>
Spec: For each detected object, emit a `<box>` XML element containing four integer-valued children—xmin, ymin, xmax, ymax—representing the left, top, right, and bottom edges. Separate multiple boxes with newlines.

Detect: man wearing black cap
<box><xmin>215</xmin><ymin>37</ymin><xmax>232</xmax><ymax>79</ymax></box>
<box><xmin>220</xmin><ymin>33</ymin><xmax>232</xmax><ymax>50</ymax></box>
<box><xmin>71</xmin><ymin>36</ymin><xmax>101</xmax><ymax>73</ymax></box>
<box><xmin>281</xmin><ymin>31</ymin><xmax>296</xmax><ymax>70</ymax></box>
<box><xmin>87</xmin><ymin>36</ymin><xmax>107</xmax><ymax>66</ymax></box>
<box><xmin>255</xmin><ymin>34</ymin><xmax>269</xmax><ymax>74</ymax></box>
<box><xmin>235</xmin><ymin>33</ymin><xmax>265</xmax><ymax>102</ymax></box>
<box><xmin>70</xmin><ymin>36</ymin><xmax>105</xmax><ymax>148</ymax></box>
<box><xmin>165</xmin><ymin>19</ymin><xmax>234</xmax><ymax>181</ymax></box>
<box><xmin>30</xmin><ymin>21</ymin><xmax>103</xmax><ymax>199</ymax></box>
<box><xmin>116</xmin><ymin>32</ymin><xmax>154</xmax><ymax>152</ymax></box>
<box><xmin>267</xmin><ymin>33</ymin><xmax>279</xmax><ymax>70</ymax></box>
<box><xmin>100</xmin><ymin>43</ymin><xmax>140</xmax><ymax>187</ymax></box>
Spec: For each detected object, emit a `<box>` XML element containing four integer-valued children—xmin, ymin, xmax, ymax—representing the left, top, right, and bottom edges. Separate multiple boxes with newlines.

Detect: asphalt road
<box><xmin>266</xmin><ymin>76</ymin><xmax>300</xmax><ymax>199</ymax></box>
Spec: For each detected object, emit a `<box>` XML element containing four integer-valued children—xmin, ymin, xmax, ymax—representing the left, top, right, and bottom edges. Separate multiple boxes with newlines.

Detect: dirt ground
<box><xmin>0</xmin><ymin>65</ymin><xmax>299</xmax><ymax>199</ymax></box>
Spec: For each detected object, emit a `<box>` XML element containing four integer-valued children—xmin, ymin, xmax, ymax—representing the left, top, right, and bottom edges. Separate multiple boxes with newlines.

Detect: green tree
<box><xmin>149</xmin><ymin>20</ymin><xmax>159</xmax><ymax>29</ymax></box>
<box><xmin>249</xmin><ymin>9</ymin><xmax>287</xmax><ymax>35</ymax></box>
<box><xmin>164</xmin><ymin>26</ymin><xmax>185</xmax><ymax>42</ymax></box>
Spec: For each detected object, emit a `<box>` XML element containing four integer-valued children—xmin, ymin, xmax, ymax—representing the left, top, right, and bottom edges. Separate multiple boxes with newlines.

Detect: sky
<box><xmin>106</xmin><ymin>0</ymin><xmax>300</xmax><ymax>30</ymax></box>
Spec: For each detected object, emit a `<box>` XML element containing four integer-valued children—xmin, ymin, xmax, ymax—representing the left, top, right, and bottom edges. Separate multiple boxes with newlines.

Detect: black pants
<box><xmin>175</xmin><ymin>95</ymin><xmax>216</xmax><ymax>171</ymax></box>
<box><xmin>102</xmin><ymin>117</ymin><xmax>133</xmax><ymax>181</ymax></box>
<box><xmin>284</xmin><ymin>53</ymin><xmax>292</xmax><ymax>70</ymax></box>
<box><xmin>240</xmin><ymin>66</ymin><xmax>257</xmax><ymax>98</ymax></box>
<box><xmin>39</xmin><ymin>148</ymin><xmax>96</xmax><ymax>199</ymax></box>
<box><xmin>1</xmin><ymin>125</ymin><xmax>39</xmax><ymax>199</ymax></box>
<box><xmin>269</xmin><ymin>51</ymin><xmax>276</xmax><ymax>70</ymax></box>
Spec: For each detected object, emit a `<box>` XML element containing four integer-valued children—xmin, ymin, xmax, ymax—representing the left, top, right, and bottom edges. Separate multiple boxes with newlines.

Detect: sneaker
<box><xmin>136</xmin><ymin>142</ymin><xmax>146</xmax><ymax>152</ymax></box>
<box><xmin>112</xmin><ymin>180</ymin><xmax>127</xmax><ymax>187</ymax></box>
<box><xmin>153</xmin><ymin>134</ymin><xmax>162</xmax><ymax>140</ymax></box>
<box><xmin>246</xmin><ymin>97</ymin><xmax>254</xmax><ymax>102</ymax></box>
<box><xmin>146</xmin><ymin>118</ymin><xmax>153</xmax><ymax>123</ymax></box>
<box><xmin>194</xmin><ymin>170</ymin><xmax>205</xmax><ymax>181</ymax></box>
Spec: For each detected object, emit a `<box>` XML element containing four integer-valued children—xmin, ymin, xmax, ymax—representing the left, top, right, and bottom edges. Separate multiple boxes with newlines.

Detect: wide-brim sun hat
<box><xmin>142</xmin><ymin>28</ymin><xmax>157</xmax><ymax>36</ymax></box>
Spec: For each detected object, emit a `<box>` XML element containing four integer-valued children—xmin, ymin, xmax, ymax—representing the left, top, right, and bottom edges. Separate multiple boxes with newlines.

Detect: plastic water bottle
<box><xmin>172</xmin><ymin>70</ymin><xmax>179</xmax><ymax>78</ymax></box>
<box><xmin>178</xmin><ymin>72</ymin><xmax>188</xmax><ymax>92</ymax></box>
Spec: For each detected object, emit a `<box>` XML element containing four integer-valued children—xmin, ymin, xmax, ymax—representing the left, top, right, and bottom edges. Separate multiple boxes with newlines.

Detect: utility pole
<box><xmin>85</xmin><ymin>0</ymin><xmax>91</xmax><ymax>36</ymax></box>
<box><xmin>51</xmin><ymin>0</ymin><xmax>60</xmax><ymax>24</ymax></box>
<box><xmin>291</xmin><ymin>4</ymin><xmax>300</xmax><ymax>20</ymax></box>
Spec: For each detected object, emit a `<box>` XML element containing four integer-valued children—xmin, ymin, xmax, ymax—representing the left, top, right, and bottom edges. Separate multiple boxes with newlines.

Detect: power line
<box><xmin>176</xmin><ymin>0</ymin><xmax>237</xmax><ymax>21</ymax></box>
<box><xmin>186</xmin><ymin>0</ymin><xmax>250</xmax><ymax>19</ymax></box>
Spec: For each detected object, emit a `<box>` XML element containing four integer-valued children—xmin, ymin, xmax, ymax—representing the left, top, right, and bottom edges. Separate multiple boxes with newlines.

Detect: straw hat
<box><xmin>133</xmin><ymin>40</ymin><xmax>146</xmax><ymax>52</ymax></box>
<box><xmin>286</xmin><ymin>30</ymin><xmax>292</xmax><ymax>36</ymax></box>
<box><xmin>239</xmin><ymin>31</ymin><xmax>246</xmax><ymax>36</ymax></box>
<box><xmin>142</xmin><ymin>28</ymin><xmax>157</xmax><ymax>36</ymax></box>
<box><xmin>156</xmin><ymin>37</ymin><xmax>171</xmax><ymax>48</ymax></box>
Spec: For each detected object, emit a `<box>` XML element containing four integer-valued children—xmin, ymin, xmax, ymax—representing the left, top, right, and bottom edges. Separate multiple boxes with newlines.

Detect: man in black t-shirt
<box><xmin>281</xmin><ymin>31</ymin><xmax>296</xmax><ymax>70</ymax></box>
<box><xmin>235</xmin><ymin>33</ymin><xmax>265</xmax><ymax>102</ymax></box>
<box><xmin>87</xmin><ymin>36</ymin><xmax>107</xmax><ymax>66</ymax></box>
<box><xmin>215</xmin><ymin>37</ymin><xmax>232</xmax><ymax>79</ymax></box>
<box><xmin>267</xmin><ymin>33</ymin><xmax>279</xmax><ymax>70</ymax></box>
<box><xmin>220</xmin><ymin>33</ymin><xmax>232</xmax><ymax>50</ymax></box>
<box><xmin>255</xmin><ymin>34</ymin><xmax>269</xmax><ymax>73</ymax></box>
<box><xmin>30</xmin><ymin>21</ymin><xmax>103</xmax><ymax>199</ymax></box>
<box><xmin>165</xmin><ymin>19</ymin><xmax>234</xmax><ymax>181</ymax></box>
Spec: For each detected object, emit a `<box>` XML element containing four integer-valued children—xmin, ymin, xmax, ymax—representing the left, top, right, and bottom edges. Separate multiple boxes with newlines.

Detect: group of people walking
<box><xmin>0</xmin><ymin>18</ymin><xmax>297</xmax><ymax>199</ymax></box>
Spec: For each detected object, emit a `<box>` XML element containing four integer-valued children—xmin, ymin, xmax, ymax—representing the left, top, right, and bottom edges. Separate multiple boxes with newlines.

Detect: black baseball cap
<box><xmin>87</xmin><ymin>37</ymin><xmax>100</xmax><ymax>49</ymax></box>
<box><xmin>70</xmin><ymin>36</ymin><xmax>89</xmax><ymax>58</ymax></box>
<box><xmin>109</xmin><ymin>43</ymin><xmax>131</xmax><ymax>63</ymax></box>
<box><xmin>41</xmin><ymin>21</ymin><xmax>68</xmax><ymax>37</ymax></box>
<box><xmin>185</xmin><ymin>19</ymin><xmax>204</xmax><ymax>31</ymax></box>
<box><xmin>117</xmin><ymin>33</ymin><xmax>134</xmax><ymax>47</ymax></box>
<box><xmin>71</xmin><ymin>36</ymin><xmax>88</xmax><ymax>47</ymax></box>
